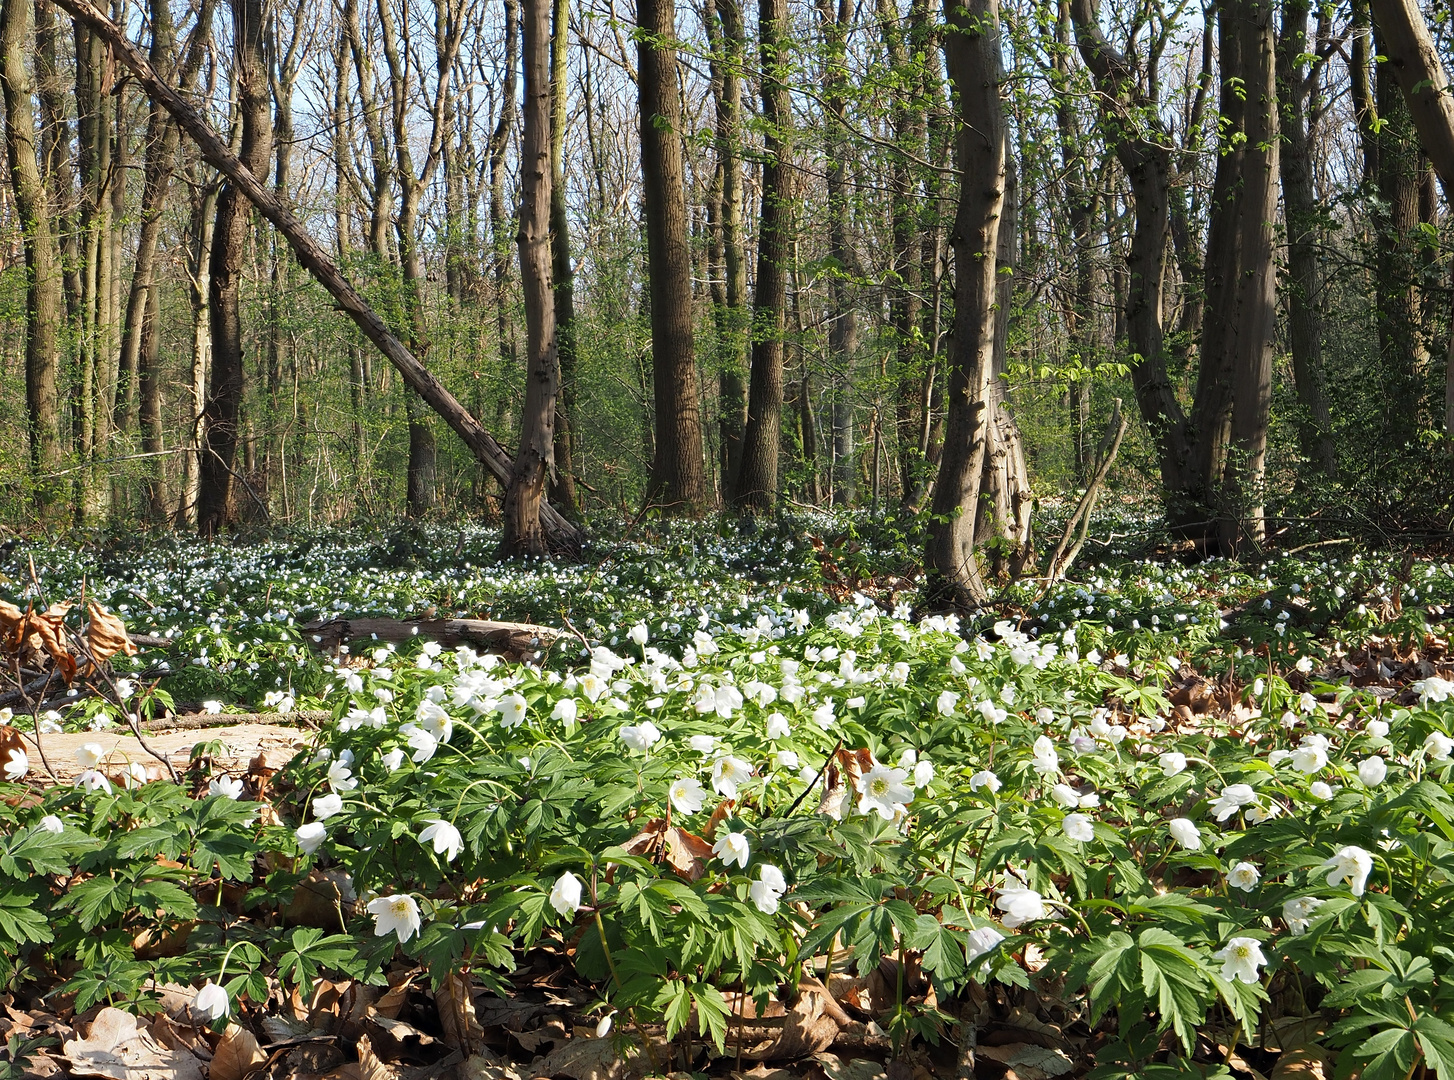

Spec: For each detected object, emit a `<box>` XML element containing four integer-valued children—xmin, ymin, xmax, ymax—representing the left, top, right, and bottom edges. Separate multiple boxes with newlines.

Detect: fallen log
<box><xmin>16</xmin><ymin>723</ymin><xmax>312</xmax><ymax>787</ymax></box>
<box><xmin>301</xmin><ymin>618</ymin><xmax>562</xmax><ymax>661</ymax></box>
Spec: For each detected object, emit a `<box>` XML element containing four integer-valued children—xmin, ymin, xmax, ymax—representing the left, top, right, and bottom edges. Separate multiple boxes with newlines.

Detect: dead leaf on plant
<box><xmin>621</xmin><ymin>819</ymin><xmax>717</xmax><ymax>881</ymax></box>
<box><xmin>436</xmin><ymin>968</ymin><xmax>483</xmax><ymax>1053</ymax></box>
<box><xmin>61</xmin><ymin>1006</ymin><xmax>205</xmax><ymax>1080</ymax></box>
<box><xmin>85</xmin><ymin>602</ymin><xmax>137</xmax><ymax>669</ymax></box>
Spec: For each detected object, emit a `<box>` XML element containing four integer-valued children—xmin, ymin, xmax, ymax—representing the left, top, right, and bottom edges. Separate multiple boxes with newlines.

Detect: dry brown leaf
<box><xmin>739</xmin><ymin>984</ymin><xmax>845</xmax><ymax>1062</ymax></box>
<box><xmin>975</xmin><ymin>1043</ymin><xmax>1075</xmax><ymax>1080</ymax></box>
<box><xmin>317</xmin><ymin>1034</ymin><xmax>394</xmax><ymax>1080</ymax></box>
<box><xmin>85</xmin><ymin>601</ymin><xmax>137</xmax><ymax>668</ymax></box>
<box><xmin>148</xmin><ymin>1014</ymin><xmax>210</xmax><ymax>1061</ymax></box>
<box><xmin>810</xmin><ymin>1053</ymin><xmax>887</xmax><ymax>1080</ymax></box>
<box><xmin>372</xmin><ymin>971</ymin><xmax>417</xmax><ymax>1020</ymax></box>
<box><xmin>1270</xmin><ymin>1048</ymin><xmax>1328</xmax><ymax>1080</ymax></box>
<box><xmin>459</xmin><ymin>1051</ymin><xmax>525</xmax><ymax>1080</ymax></box>
<box><xmin>435</xmin><ymin>969</ymin><xmax>483</xmax><ymax>1053</ymax></box>
<box><xmin>61</xmin><ymin>1007</ymin><xmax>205</xmax><ymax>1080</ymax></box>
<box><xmin>528</xmin><ymin>1036</ymin><xmax>633</xmax><ymax>1080</ymax></box>
<box><xmin>0</xmin><ymin>599</ymin><xmax>22</xmax><ymax>635</ymax></box>
<box><xmin>208</xmin><ymin>1022</ymin><xmax>266</xmax><ymax>1080</ymax></box>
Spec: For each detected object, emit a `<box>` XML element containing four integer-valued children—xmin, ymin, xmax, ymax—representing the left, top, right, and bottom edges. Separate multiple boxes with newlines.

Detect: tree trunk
<box><xmin>1277</xmin><ymin>0</ymin><xmax>1337</xmax><ymax>475</ymax></box>
<box><xmin>924</xmin><ymin>0</ymin><xmax>1006</xmax><ymax>609</ymax></box>
<box><xmin>499</xmin><ymin>0</ymin><xmax>557</xmax><ymax>556</ymax></box>
<box><xmin>705</xmin><ymin>0</ymin><xmax>748</xmax><ymax>503</ymax></box>
<box><xmin>198</xmin><ymin>0</ymin><xmax>273</xmax><ymax>536</ymax></box>
<box><xmin>733</xmin><ymin>0</ymin><xmax>792</xmax><ymax>511</ymax></box>
<box><xmin>1189</xmin><ymin>0</ymin><xmax>1280</xmax><ymax>549</ymax></box>
<box><xmin>1069</xmin><ymin>0</ymin><xmax>1192</xmax><ymax>510</ymax></box>
<box><xmin>489</xmin><ymin>0</ymin><xmax>520</xmax><ymax>420</ymax></box>
<box><xmin>1</xmin><ymin>0</ymin><xmax>63</xmax><ymax>515</ymax></box>
<box><xmin>548</xmin><ymin>0</ymin><xmax>580</xmax><ymax>517</ymax></box>
<box><xmin>639</xmin><ymin>0</ymin><xmax>707</xmax><ymax>513</ymax></box>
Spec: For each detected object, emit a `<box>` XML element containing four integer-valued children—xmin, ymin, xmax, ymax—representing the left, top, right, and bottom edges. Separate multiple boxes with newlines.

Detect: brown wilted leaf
<box><xmin>739</xmin><ymin>983</ymin><xmax>846</xmax><ymax>1062</ymax></box>
<box><xmin>317</xmin><ymin>1034</ymin><xmax>394</xmax><ymax>1080</ymax></box>
<box><xmin>1270</xmin><ymin>1048</ymin><xmax>1327</xmax><ymax>1080</ymax></box>
<box><xmin>208</xmin><ymin>1023</ymin><xmax>266</xmax><ymax>1080</ymax></box>
<box><xmin>85</xmin><ymin>601</ymin><xmax>137</xmax><ymax>668</ymax></box>
<box><xmin>435</xmin><ymin>968</ymin><xmax>483</xmax><ymax>1053</ymax></box>
<box><xmin>0</xmin><ymin>599</ymin><xmax>21</xmax><ymax>636</ymax></box>
<box><xmin>7</xmin><ymin>603</ymin><xmax>76</xmax><ymax>682</ymax></box>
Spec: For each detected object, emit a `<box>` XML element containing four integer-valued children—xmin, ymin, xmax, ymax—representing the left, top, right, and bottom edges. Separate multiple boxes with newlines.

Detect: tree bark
<box><xmin>1189</xmin><ymin>0</ymin><xmax>1280</xmax><ymax>549</ymax></box>
<box><xmin>639</xmin><ymin>0</ymin><xmax>708</xmax><ymax>513</ymax></box>
<box><xmin>1069</xmin><ymin>0</ymin><xmax>1192</xmax><ymax>508</ymax></box>
<box><xmin>197</xmin><ymin>0</ymin><xmax>273</xmax><ymax>536</ymax></box>
<box><xmin>924</xmin><ymin>0</ymin><xmax>1006</xmax><ymax>609</ymax></box>
<box><xmin>705</xmin><ymin>0</ymin><xmax>748</xmax><ymax>503</ymax></box>
<box><xmin>0</xmin><ymin>0</ymin><xmax>63</xmax><ymax>514</ymax></box>
<box><xmin>499</xmin><ymin>0</ymin><xmax>558</xmax><ymax>556</ymax></box>
<box><xmin>549</xmin><ymin>0</ymin><xmax>580</xmax><ymax>517</ymax></box>
<box><xmin>733</xmin><ymin>0</ymin><xmax>792</xmax><ymax>511</ymax></box>
<box><xmin>1277</xmin><ymin>0</ymin><xmax>1337</xmax><ymax>475</ymax></box>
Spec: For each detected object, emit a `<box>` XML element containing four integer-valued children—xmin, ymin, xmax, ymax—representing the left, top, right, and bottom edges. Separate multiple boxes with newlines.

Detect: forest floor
<box><xmin>0</xmin><ymin>512</ymin><xmax>1449</xmax><ymax>1080</ymax></box>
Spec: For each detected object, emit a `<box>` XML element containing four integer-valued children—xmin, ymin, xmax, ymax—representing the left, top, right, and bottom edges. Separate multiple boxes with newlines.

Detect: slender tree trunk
<box><xmin>490</xmin><ymin>0</ymin><xmax>520</xmax><ymax>414</ymax></box>
<box><xmin>1</xmin><ymin>0</ymin><xmax>63</xmax><ymax>514</ymax></box>
<box><xmin>548</xmin><ymin>0</ymin><xmax>580</xmax><ymax>516</ymax></box>
<box><xmin>1277</xmin><ymin>0</ymin><xmax>1337</xmax><ymax>474</ymax></box>
<box><xmin>883</xmin><ymin>0</ymin><xmax>927</xmax><ymax>501</ymax></box>
<box><xmin>706</xmin><ymin>0</ymin><xmax>747</xmax><ymax>502</ymax></box>
<box><xmin>733</xmin><ymin>0</ymin><xmax>792</xmax><ymax>511</ymax></box>
<box><xmin>924</xmin><ymin>0</ymin><xmax>1006</xmax><ymax>608</ymax></box>
<box><xmin>499</xmin><ymin>0</ymin><xmax>557</xmax><ymax>556</ymax></box>
<box><xmin>198</xmin><ymin>0</ymin><xmax>273</xmax><ymax>536</ymax></box>
<box><xmin>639</xmin><ymin>0</ymin><xmax>707</xmax><ymax>512</ymax></box>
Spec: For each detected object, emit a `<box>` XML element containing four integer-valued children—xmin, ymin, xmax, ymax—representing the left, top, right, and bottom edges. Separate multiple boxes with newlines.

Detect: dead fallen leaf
<box><xmin>208</xmin><ymin>1022</ymin><xmax>266</xmax><ymax>1080</ymax></box>
<box><xmin>975</xmin><ymin>1042</ymin><xmax>1075</xmax><ymax>1080</ymax></box>
<box><xmin>317</xmin><ymin>1034</ymin><xmax>393</xmax><ymax>1080</ymax></box>
<box><xmin>1270</xmin><ymin>1048</ymin><xmax>1327</xmax><ymax>1080</ymax></box>
<box><xmin>621</xmin><ymin>819</ymin><xmax>717</xmax><ymax>881</ymax></box>
<box><xmin>436</xmin><ymin>969</ymin><xmax>483</xmax><ymax>1053</ymax></box>
<box><xmin>61</xmin><ymin>1007</ymin><xmax>206</xmax><ymax>1080</ymax></box>
<box><xmin>811</xmin><ymin>1053</ymin><xmax>887</xmax><ymax>1080</ymax></box>
<box><xmin>529</xmin><ymin>1036</ymin><xmax>640</xmax><ymax>1080</ymax></box>
<box><xmin>740</xmin><ymin>983</ymin><xmax>844</xmax><ymax>1062</ymax></box>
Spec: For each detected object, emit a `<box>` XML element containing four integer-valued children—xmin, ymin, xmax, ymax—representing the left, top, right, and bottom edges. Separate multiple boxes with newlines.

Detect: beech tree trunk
<box><xmin>733</xmin><ymin>0</ymin><xmax>792</xmax><ymax>511</ymax></box>
<box><xmin>924</xmin><ymin>0</ymin><xmax>1006</xmax><ymax>608</ymax></box>
<box><xmin>1189</xmin><ymin>0</ymin><xmax>1280</xmax><ymax>549</ymax></box>
<box><xmin>1</xmin><ymin>0</ymin><xmax>63</xmax><ymax>514</ymax></box>
<box><xmin>639</xmin><ymin>0</ymin><xmax>707</xmax><ymax>513</ymax></box>
<box><xmin>197</xmin><ymin>0</ymin><xmax>273</xmax><ymax>536</ymax></box>
<box><xmin>499</xmin><ymin>0</ymin><xmax>558</xmax><ymax>556</ymax></box>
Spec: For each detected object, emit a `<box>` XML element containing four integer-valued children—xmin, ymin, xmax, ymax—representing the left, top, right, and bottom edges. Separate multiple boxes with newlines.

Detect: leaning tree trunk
<box><xmin>1</xmin><ymin>0</ymin><xmax>63</xmax><ymax>516</ymax></box>
<box><xmin>52</xmin><ymin>0</ymin><xmax>585</xmax><ymax>548</ymax></box>
<box><xmin>639</xmin><ymin>0</ymin><xmax>708</xmax><ymax>513</ymax></box>
<box><xmin>499</xmin><ymin>0</ymin><xmax>558</xmax><ymax>557</ymax></box>
<box><xmin>924</xmin><ymin>0</ymin><xmax>1007</xmax><ymax>609</ymax></box>
<box><xmin>197</xmin><ymin>0</ymin><xmax>273</xmax><ymax>536</ymax></box>
<box><xmin>733</xmin><ymin>0</ymin><xmax>792</xmax><ymax>512</ymax></box>
<box><xmin>1070</xmin><ymin>0</ymin><xmax>1192</xmax><ymax>513</ymax></box>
